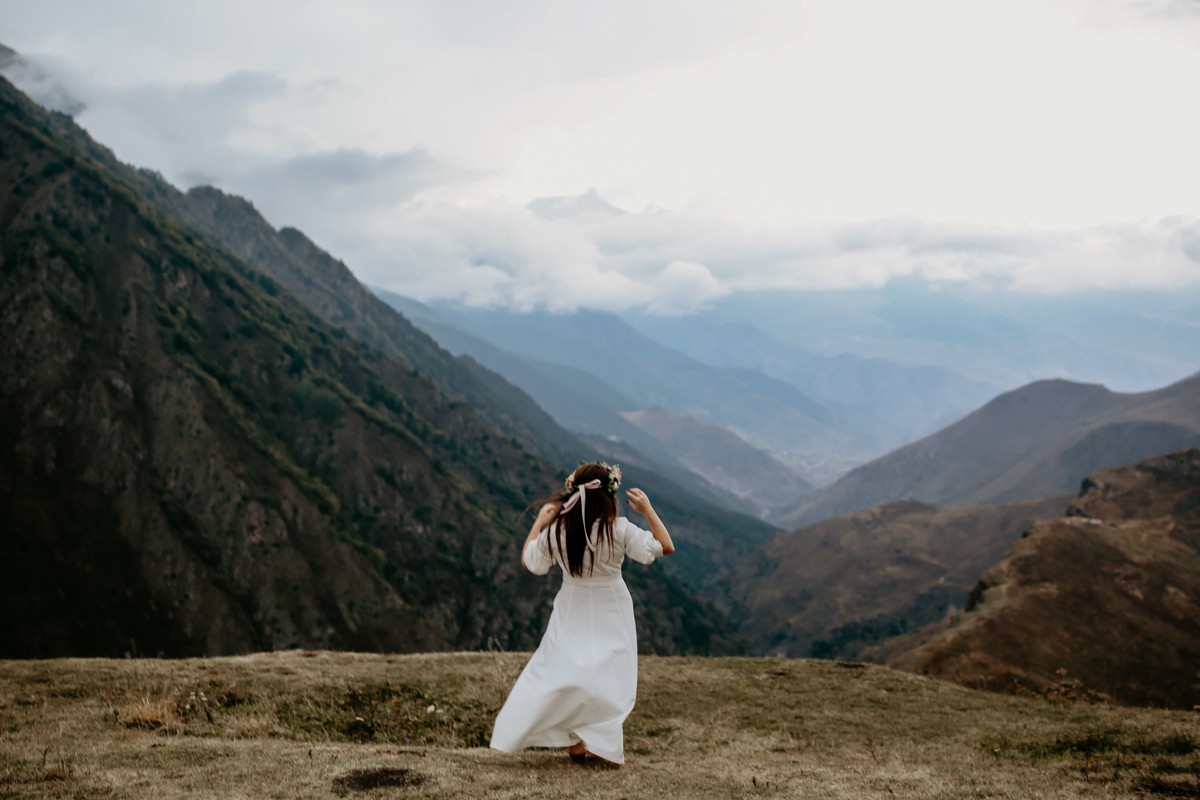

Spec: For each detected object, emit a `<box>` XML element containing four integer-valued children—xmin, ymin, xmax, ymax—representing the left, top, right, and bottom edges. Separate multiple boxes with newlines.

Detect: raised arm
<box><xmin>520</xmin><ymin>503</ymin><xmax>561</xmax><ymax>569</ymax></box>
<box><xmin>624</xmin><ymin>488</ymin><xmax>675</xmax><ymax>556</ymax></box>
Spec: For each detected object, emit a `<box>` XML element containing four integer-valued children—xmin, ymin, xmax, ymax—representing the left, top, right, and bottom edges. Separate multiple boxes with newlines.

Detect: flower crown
<box><xmin>564</xmin><ymin>461</ymin><xmax>622</xmax><ymax>494</ymax></box>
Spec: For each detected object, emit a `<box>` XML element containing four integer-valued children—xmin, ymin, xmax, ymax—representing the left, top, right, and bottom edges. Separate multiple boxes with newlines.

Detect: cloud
<box><xmin>0</xmin><ymin>48</ymin><xmax>86</xmax><ymax>115</ymax></box>
<box><xmin>359</xmin><ymin>195</ymin><xmax>1200</xmax><ymax>312</ymax></box>
<box><xmin>225</xmin><ymin>147</ymin><xmax>466</xmax><ymax>236</ymax></box>
<box><xmin>365</xmin><ymin>201</ymin><xmax>641</xmax><ymax>313</ymax></box>
<box><xmin>1182</xmin><ymin>222</ymin><xmax>1200</xmax><ymax>264</ymax></box>
<box><xmin>647</xmin><ymin>261</ymin><xmax>729</xmax><ymax>314</ymax></box>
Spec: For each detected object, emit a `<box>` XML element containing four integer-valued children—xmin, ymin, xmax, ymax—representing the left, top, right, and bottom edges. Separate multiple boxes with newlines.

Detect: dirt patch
<box><xmin>1135</xmin><ymin>775</ymin><xmax>1200</xmax><ymax>798</ymax></box>
<box><xmin>330</xmin><ymin>767</ymin><xmax>425</xmax><ymax>796</ymax></box>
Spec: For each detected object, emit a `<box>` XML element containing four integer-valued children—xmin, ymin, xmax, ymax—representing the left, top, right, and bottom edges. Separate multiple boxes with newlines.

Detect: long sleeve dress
<box><xmin>489</xmin><ymin>516</ymin><xmax>665</xmax><ymax>764</ymax></box>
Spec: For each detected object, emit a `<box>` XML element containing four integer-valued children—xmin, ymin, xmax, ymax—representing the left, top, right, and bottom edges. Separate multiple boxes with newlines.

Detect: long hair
<box><xmin>539</xmin><ymin>462</ymin><xmax>618</xmax><ymax>577</ymax></box>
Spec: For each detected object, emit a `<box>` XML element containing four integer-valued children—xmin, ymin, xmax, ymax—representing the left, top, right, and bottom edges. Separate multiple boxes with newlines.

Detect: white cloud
<box><xmin>357</xmin><ymin>196</ymin><xmax>1200</xmax><ymax>312</ymax></box>
<box><xmin>646</xmin><ymin>261</ymin><xmax>729</xmax><ymax>315</ymax></box>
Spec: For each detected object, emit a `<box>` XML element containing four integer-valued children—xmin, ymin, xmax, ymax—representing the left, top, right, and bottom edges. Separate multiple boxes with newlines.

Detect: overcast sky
<box><xmin>4</xmin><ymin>0</ymin><xmax>1200</xmax><ymax>312</ymax></box>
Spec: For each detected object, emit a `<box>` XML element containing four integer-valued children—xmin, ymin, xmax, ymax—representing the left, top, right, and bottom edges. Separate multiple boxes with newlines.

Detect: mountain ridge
<box><xmin>783</xmin><ymin>374</ymin><xmax>1200</xmax><ymax>526</ymax></box>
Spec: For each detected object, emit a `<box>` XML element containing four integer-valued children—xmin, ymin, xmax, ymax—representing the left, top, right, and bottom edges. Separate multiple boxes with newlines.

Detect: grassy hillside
<box><xmin>2</xmin><ymin>651</ymin><xmax>1198</xmax><ymax>799</ymax></box>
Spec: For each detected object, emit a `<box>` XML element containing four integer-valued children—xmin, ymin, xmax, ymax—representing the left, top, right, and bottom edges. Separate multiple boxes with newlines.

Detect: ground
<box><xmin>1</xmin><ymin>651</ymin><xmax>1197</xmax><ymax>799</ymax></box>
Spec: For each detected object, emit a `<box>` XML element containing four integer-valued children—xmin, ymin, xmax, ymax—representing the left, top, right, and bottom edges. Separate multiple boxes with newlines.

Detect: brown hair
<box><xmin>538</xmin><ymin>462</ymin><xmax>618</xmax><ymax>577</ymax></box>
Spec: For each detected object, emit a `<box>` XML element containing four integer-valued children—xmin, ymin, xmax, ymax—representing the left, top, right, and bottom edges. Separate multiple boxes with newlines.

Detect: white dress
<box><xmin>489</xmin><ymin>516</ymin><xmax>664</xmax><ymax>764</ymax></box>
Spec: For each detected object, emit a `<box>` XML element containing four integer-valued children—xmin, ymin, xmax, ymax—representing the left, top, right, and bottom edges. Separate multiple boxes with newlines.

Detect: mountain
<box><xmin>527</xmin><ymin>187</ymin><xmax>627</xmax><ymax>220</ymax></box>
<box><xmin>720</xmin><ymin>496</ymin><xmax>1066</xmax><ymax>658</ymax></box>
<box><xmin>137</xmin><ymin>185</ymin><xmax>584</xmax><ymax>468</ymax></box>
<box><xmin>619</xmin><ymin>407</ymin><xmax>812</xmax><ymax>519</ymax></box>
<box><xmin>876</xmin><ymin>449</ymin><xmax>1200</xmax><ymax>709</ymax></box>
<box><xmin>0</xmin><ymin>74</ymin><xmax>745</xmax><ymax>657</ymax></box>
<box><xmin>783</xmin><ymin>375</ymin><xmax>1200</xmax><ymax>527</ymax></box>
<box><xmin>628</xmin><ymin>313</ymin><xmax>999</xmax><ymax>451</ymax></box>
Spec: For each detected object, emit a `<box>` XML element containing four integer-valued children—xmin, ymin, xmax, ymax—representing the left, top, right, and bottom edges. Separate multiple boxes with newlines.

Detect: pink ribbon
<box><xmin>560</xmin><ymin>478</ymin><xmax>602</xmax><ymax>551</ymax></box>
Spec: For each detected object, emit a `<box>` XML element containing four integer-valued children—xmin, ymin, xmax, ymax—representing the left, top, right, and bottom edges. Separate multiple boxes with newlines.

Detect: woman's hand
<box><xmin>624</xmin><ymin>488</ymin><xmax>653</xmax><ymax>516</ymax></box>
<box><xmin>624</xmin><ymin>488</ymin><xmax>674</xmax><ymax>556</ymax></box>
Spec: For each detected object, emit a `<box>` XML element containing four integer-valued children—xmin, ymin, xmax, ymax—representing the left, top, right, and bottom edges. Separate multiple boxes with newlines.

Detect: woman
<box><xmin>489</xmin><ymin>461</ymin><xmax>675</xmax><ymax>766</ymax></box>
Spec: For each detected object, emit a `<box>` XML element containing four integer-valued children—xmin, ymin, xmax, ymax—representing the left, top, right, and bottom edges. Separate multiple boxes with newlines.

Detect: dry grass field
<box><xmin>1</xmin><ymin>650</ymin><xmax>1197</xmax><ymax>799</ymax></box>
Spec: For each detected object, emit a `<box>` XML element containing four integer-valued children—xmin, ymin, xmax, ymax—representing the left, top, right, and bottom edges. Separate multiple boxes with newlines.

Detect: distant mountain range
<box><xmin>374</xmin><ymin>291</ymin><xmax>830</xmax><ymax>513</ymax></box>
<box><xmin>628</xmin><ymin>313</ymin><xmax>999</xmax><ymax>451</ymax></box>
<box><xmin>0</xmin><ymin>73</ymin><xmax>758</xmax><ymax>657</ymax></box>
<box><xmin>874</xmin><ymin>450</ymin><xmax>1200</xmax><ymax>709</ymax></box>
<box><xmin>376</xmin><ymin>299</ymin><xmax>876</xmax><ymax>464</ymax></box>
<box><xmin>784</xmin><ymin>375</ymin><xmax>1200</xmax><ymax>527</ymax></box>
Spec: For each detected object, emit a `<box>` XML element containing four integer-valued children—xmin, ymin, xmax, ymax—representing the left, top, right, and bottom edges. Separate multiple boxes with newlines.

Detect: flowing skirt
<box><xmin>490</xmin><ymin>571</ymin><xmax>638</xmax><ymax>764</ymax></box>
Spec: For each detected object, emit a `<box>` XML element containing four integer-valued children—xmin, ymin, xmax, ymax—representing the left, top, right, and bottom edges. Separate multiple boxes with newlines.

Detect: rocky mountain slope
<box><xmin>720</xmin><ymin>496</ymin><xmax>1066</xmax><ymax>658</ymax></box>
<box><xmin>783</xmin><ymin>375</ymin><xmax>1200</xmax><ymax>527</ymax></box>
<box><xmin>875</xmin><ymin>449</ymin><xmax>1200</xmax><ymax>709</ymax></box>
<box><xmin>0</xmin><ymin>75</ymin><xmax>743</xmax><ymax>657</ymax></box>
<box><xmin>137</xmin><ymin>181</ymin><xmax>779</xmax><ymax>595</ymax></box>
